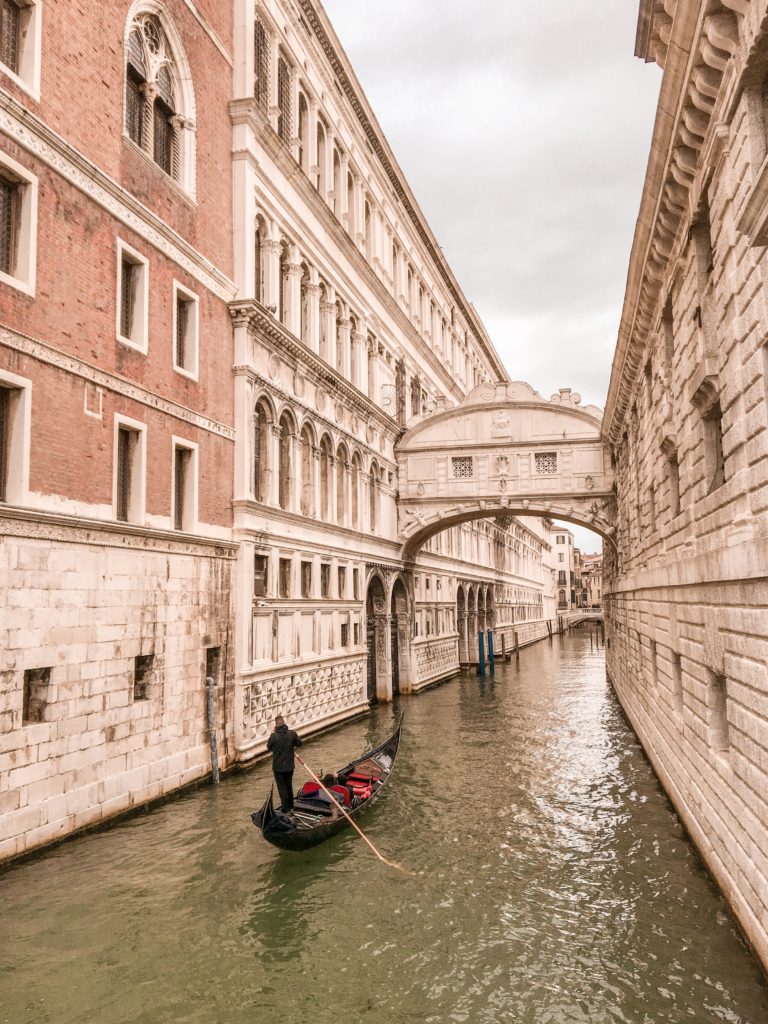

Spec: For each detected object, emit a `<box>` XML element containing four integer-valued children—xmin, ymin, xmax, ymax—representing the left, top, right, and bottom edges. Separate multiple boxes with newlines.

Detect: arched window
<box><xmin>278</xmin><ymin>241</ymin><xmax>289</xmax><ymax>325</ymax></box>
<box><xmin>299</xmin><ymin>424</ymin><xmax>313</xmax><ymax>517</ymax></box>
<box><xmin>278</xmin><ymin>412</ymin><xmax>294</xmax><ymax>511</ymax></box>
<box><xmin>253</xmin><ymin>399</ymin><xmax>272</xmax><ymax>502</ymax></box>
<box><xmin>319</xmin><ymin>436</ymin><xmax>332</xmax><ymax>520</ymax></box>
<box><xmin>336</xmin><ymin>444</ymin><xmax>347</xmax><ymax>525</ymax></box>
<box><xmin>347</xmin><ymin>172</ymin><xmax>355</xmax><ymax>236</ymax></box>
<box><xmin>369</xmin><ymin>461</ymin><xmax>379</xmax><ymax>532</ymax></box>
<box><xmin>333</xmin><ymin>149</ymin><xmax>342</xmax><ymax>218</ymax></box>
<box><xmin>350</xmin><ymin>452</ymin><xmax>362</xmax><ymax>530</ymax></box>
<box><xmin>125</xmin><ymin>13</ymin><xmax>194</xmax><ymax>190</ymax></box>
<box><xmin>316</xmin><ymin>121</ymin><xmax>326</xmax><ymax>193</ymax></box>
<box><xmin>298</xmin><ymin>92</ymin><xmax>309</xmax><ymax>172</ymax></box>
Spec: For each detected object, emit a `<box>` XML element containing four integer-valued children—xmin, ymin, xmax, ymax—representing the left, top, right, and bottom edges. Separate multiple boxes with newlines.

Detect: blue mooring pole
<box><xmin>487</xmin><ymin>630</ymin><xmax>495</xmax><ymax>673</ymax></box>
<box><xmin>478</xmin><ymin>631</ymin><xmax>486</xmax><ymax>677</ymax></box>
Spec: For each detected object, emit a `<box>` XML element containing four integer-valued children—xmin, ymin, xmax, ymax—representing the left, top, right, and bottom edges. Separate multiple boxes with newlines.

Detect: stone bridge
<box><xmin>395</xmin><ymin>381</ymin><xmax>615</xmax><ymax>557</ymax></box>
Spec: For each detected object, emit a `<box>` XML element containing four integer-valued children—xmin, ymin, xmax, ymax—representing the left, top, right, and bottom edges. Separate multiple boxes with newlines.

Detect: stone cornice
<box><xmin>0</xmin><ymin>504</ymin><xmax>237</xmax><ymax>555</ymax></box>
<box><xmin>0</xmin><ymin>91</ymin><xmax>236</xmax><ymax>302</ymax></box>
<box><xmin>1</xmin><ymin>324</ymin><xmax>235</xmax><ymax>439</ymax></box>
<box><xmin>230</xmin><ymin>299</ymin><xmax>400</xmax><ymax>436</ymax></box>
<box><xmin>295</xmin><ymin>2</ymin><xmax>508</xmax><ymax>383</ymax></box>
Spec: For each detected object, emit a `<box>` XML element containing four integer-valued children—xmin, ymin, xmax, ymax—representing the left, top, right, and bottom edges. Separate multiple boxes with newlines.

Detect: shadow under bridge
<box><xmin>394</xmin><ymin>381</ymin><xmax>616</xmax><ymax>558</ymax></box>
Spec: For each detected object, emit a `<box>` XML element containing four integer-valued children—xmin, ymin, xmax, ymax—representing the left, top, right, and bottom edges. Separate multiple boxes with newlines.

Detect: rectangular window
<box><xmin>0</xmin><ymin>171</ymin><xmax>18</xmax><ymax>276</ymax></box>
<box><xmin>114</xmin><ymin>417</ymin><xmax>145</xmax><ymax>524</ymax></box>
<box><xmin>0</xmin><ymin>152</ymin><xmax>36</xmax><ymax>294</ymax></box>
<box><xmin>558</xmin><ymin>553</ymin><xmax>564</xmax><ymax>563</ymax></box>
<box><xmin>116</xmin><ymin>426</ymin><xmax>136</xmax><ymax>522</ymax></box>
<box><xmin>277</xmin><ymin>52</ymin><xmax>292</xmax><ymax>145</ymax></box>
<box><xmin>301</xmin><ymin>560</ymin><xmax>312</xmax><ymax>599</ymax></box>
<box><xmin>320</xmin><ymin>563</ymin><xmax>330</xmax><ymax>598</ymax></box>
<box><xmin>340</xmin><ymin>622</ymin><xmax>349</xmax><ymax>647</ymax></box>
<box><xmin>0</xmin><ymin>385</ymin><xmax>9</xmax><ymax>503</ymax></box>
<box><xmin>0</xmin><ymin>0</ymin><xmax>40</xmax><ymax>96</ymax></box>
<box><xmin>708</xmin><ymin>670</ymin><xmax>730</xmax><ymax>751</ymax></box>
<box><xmin>254</xmin><ymin>554</ymin><xmax>268</xmax><ymax>598</ymax></box>
<box><xmin>353</xmin><ymin>622</ymin><xmax>360</xmax><ymax>645</ymax></box>
<box><xmin>278</xmin><ymin>558</ymin><xmax>291</xmax><ymax>599</ymax></box>
<box><xmin>338</xmin><ymin>565</ymin><xmax>346</xmax><ymax>598</ymax></box>
<box><xmin>671</xmin><ymin>651</ymin><xmax>683</xmax><ymax>711</ymax></box>
<box><xmin>353</xmin><ymin>567</ymin><xmax>360</xmax><ymax>600</ymax></box>
<box><xmin>535</xmin><ymin>452</ymin><xmax>558</xmax><ymax>475</ymax></box>
<box><xmin>452</xmin><ymin>456</ymin><xmax>473</xmax><ymax>479</ymax></box>
<box><xmin>133</xmin><ymin>654</ymin><xmax>153</xmax><ymax>701</ymax></box>
<box><xmin>254</xmin><ymin>17</ymin><xmax>270</xmax><ymax>113</ymax></box>
<box><xmin>173</xmin><ymin>444</ymin><xmax>193</xmax><ymax>531</ymax></box>
<box><xmin>668</xmin><ymin>453</ymin><xmax>680</xmax><ymax>518</ymax></box>
<box><xmin>0</xmin><ymin>0</ymin><xmax>20</xmax><ymax>74</ymax></box>
<box><xmin>22</xmin><ymin>666</ymin><xmax>50</xmax><ymax>724</ymax></box>
<box><xmin>205</xmin><ymin>646</ymin><xmax>220</xmax><ymax>686</ymax></box>
<box><xmin>704</xmin><ymin>402</ymin><xmax>725</xmax><ymax>494</ymax></box>
<box><xmin>116</xmin><ymin>240</ymin><xmax>148</xmax><ymax>351</ymax></box>
<box><xmin>556</xmin><ymin>536</ymin><xmax>564</xmax><ymax>543</ymax></box>
<box><xmin>173</xmin><ymin>283</ymin><xmax>199</xmax><ymax>379</ymax></box>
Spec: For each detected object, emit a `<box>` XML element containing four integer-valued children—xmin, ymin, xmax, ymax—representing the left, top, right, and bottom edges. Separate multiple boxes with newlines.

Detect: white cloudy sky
<box><xmin>322</xmin><ymin>0</ymin><xmax>662</xmax><ymax>551</ymax></box>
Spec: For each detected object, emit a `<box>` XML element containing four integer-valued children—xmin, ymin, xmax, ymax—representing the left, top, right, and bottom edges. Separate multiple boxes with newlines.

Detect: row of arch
<box><xmin>253</xmin><ymin>395</ymin><xmax>383</xmax><ymax>532</ymax></box>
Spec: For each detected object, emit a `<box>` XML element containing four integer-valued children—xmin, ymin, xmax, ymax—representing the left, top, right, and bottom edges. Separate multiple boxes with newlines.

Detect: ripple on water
<box><xmin>1</xmin><ymin>634</ymin><xmax>768</xmax><ymax>1024</ymax></box>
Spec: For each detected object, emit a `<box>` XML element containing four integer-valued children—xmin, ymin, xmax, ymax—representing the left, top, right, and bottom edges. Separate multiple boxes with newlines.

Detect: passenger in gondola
<box><xmin>267</xmin><ymin>715</ymin><xmax>302</xmax><ymax>812</ymax></box>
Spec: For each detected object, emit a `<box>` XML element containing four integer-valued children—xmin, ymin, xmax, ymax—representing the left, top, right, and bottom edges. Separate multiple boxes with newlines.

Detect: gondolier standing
<box><xmin>267</xmin><ymin>715</ymin><xmax>302</xmax><ymax>812</ymax></box>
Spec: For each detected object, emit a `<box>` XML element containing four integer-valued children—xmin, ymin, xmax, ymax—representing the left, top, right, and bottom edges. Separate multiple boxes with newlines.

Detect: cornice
<box><xmin>0</xmin><ymin>91</ymin><xmax>236</xmax><ymax>302</ymax></box>
<box><xmin>1</xmin><ymin>324</ymin><xmax>235</xmax><ymax>439</ymax></box>
<box><xmin>295</xmin><ymin>1</ymin><xmax>508</xmax><ymax>383</ymax></box>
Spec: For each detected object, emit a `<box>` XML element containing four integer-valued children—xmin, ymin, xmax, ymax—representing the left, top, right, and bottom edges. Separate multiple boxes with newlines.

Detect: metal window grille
<box><xmin>126</xmin><ymin>72</ymin><xmax>144</xmax><ymax>148</ymax></box>
<box><xmin>174</xmin><ymin>447</ymin><xmax>190</xmax><ymax>530</ymax></box>
<box><xmin>0</xmin><ymin>173</ymin><xmax>19</xmax><ymax>277</ymax></box>
<box><xmin>175</xmin><ymin>295</ymin><xmax>189</xmax><ymax>368</ymax></box>
<box><xmin>153</xmin><ymin>101</ymin><xmax>174</xmax><ymax>174</ymax></box>
<box><xmin>277</xmin><ymin>53</ymin><xmax>292</xmax><ymax>145</ymax></box>
<box><xmin>0</xmin><ymin>0</ymin><xmax>20</xmax><ymax>75</ymax></box>
<box><xmin>120</xmin><ymin>257</ymin><xmax>137</xmax><ymax>339</ymax></box>
<box><xmin>452</xmin><ymin>456</ymin><xmax>473</xmax><ymax>479</ymax></box>
<box><xmin>23</xmin><ymin>667</ymin><xmax>50</xmax><ymax>724</ymax></box>
<box><xmin>0</xmin><ymin>386</ymin><xmax>9</xmax><ymax>502</ymax></box>
<box><xmin>535</xmin><ymin>452</ymin><xmax>558</xmax><ymax>475</ymax></box>
<box><xmin>133</xmin><ymin>654</ymin><xmax>153</xmax><ymax>701</ymax></box>
<box><xmin>254</xmin><ymin>18</ymin><xmax>270</xmax><ymax>112</ymax></box>
<box><xmin>116</xmin><ymin>427</ymin><xmax>133</xmax><ymax>521</ymax></box>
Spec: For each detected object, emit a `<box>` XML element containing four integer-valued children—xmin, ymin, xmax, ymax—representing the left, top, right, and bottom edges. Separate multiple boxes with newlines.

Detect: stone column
<box><xmin>305</xmin><ymin>273</ymin><xmax>321</xmax><ymax>354</ymax></box>
<box><xmin>268</xmin><ymin>424</ymin><xmax>281</xmax><ymax>506</ymax></box>
<box><xmin>290</xmin><ymin>432</ymin><xmax>301</xmax><ymax>513</ymax></box>
<box><xmin>336</xmin><ymin>311</ymin><xmax>352</xmax><ymax>379</ymax></box>
<box><xmin>308</xmin><ymin>99</ymin><xmax>319</xmax><ymax>188</ymax></box>
<box><xmin>366</xmin><ymin>337</ymin><xmax>378</xmax><ymax>401</ymax></box>
<box><xmin>340</xmin><ymin>151</ymin><xmax>350</xmax><ymax>230</ymax></box>
<box><xmin>262</xmin><ymin>238</ymin><xmax>280</xmax><ymax>315</ymax></box>
<box><xmin>311</xmin><ymin>446</ymin><xmax>322</xmax><ymax>519</ymax></box>
<box><xmin>352</xmin><ymin>328</ymin><xmax>367</xmax><ymax>392</ymax></box>
<box><xmin>285</xmin><ymin>250</ymin><xmax>303</xmax><ymax>336</ymax></box>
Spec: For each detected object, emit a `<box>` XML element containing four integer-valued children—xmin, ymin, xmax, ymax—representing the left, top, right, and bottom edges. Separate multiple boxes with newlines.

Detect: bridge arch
<box><xmin>395</xmin><ymin>381</ymin><xmax>616</xmax><ymax>559</ymax></box>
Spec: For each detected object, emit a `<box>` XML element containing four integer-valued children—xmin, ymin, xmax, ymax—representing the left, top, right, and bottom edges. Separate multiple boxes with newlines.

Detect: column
<box><xmin>325</xmin><ymin>129</ymin><xmax>336</xmax><ymax>209</ymax></box>
<box><xmin>351</xmin><ymin>328</ymin><xmax>367</xmax><ymax>392</ymax></box>
<box><xmin>336</xmin><ymin>309</ymin><xmax>351</xmax><ymax>379</ymax></box>
<box><xmin>285</xmin><ymin>246</ymin><xmax>303</xmax><ymax>336</ymax></box>
<box><xmin>262</xmin><ymin>238</ymin><xmax>280</xmax><ymax>315</ymax></box>
<box><xmin>340</xmin><ymin>151</ymin><xmax>350</xmax><ymax>230</ymax></box>
<box><xmin>311</xmin><ymin>446</ymin><xmax>322</xmax><ymax>519</ymax></box>
<box><xmin>290</xmin><ymin>432</ymin><xmax>302</xmax><ymax>513</ymax></box>
<box><xmin>329</xmin><ymin>455</ymin><xmax>338</xmax><ymax>527</ymax></box>
<box><xmin>268</xmin><ymin>37</ymin><xmax>280</xmax><ymax>133</ymax></box>
<box><xmin>304</xmin><ymin>276</ymin><xmax>321</xmax><ymax>355</ymax></box>
<box><xmin>353</xmin><ymin>175</ymin><xmax>365</xmax><ymax>251</ymax></box>
<box><xmin>308</xmin><ymin>99</ymin><xmax>319</xmax><ymax>188</ymax></box>
<box><xmin>366</xmin><ymin>337</ymin><xmax>377</xmax><ymax>401</ymax></box>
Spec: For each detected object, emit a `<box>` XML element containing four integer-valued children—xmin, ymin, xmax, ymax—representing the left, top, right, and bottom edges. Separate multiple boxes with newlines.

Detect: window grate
<box><xmin>175</xmin><ymin>296</ymin><xmax>189</xmax><ymax>368</ymax></box>
<box><xmin>0</xmin><ymin>173</ymin><xmax>18</xmax><ymax>277</ymax></box>
<box><xmin>116</xmin><ymin>427</ymin><xmax>133</xmax><ymax>522</ymax></box>
<box><xmin>452</xmin><ymin>456</ymin><xmax>473</xmax><ymax>479</ymax></box>
<box><xmin>120</xmin><ymin>258</ymin><xmax>137</xmax><ymax>339</ymax></box>
<box><xmin>0</xmin><ymin>0</ymin><xmax>20</xmax><ymax>75</ymax></box>
<box><xmin>277</xmin><ymin>53</ymin><xmax>292</xmax><ymax>145</ymax></box>
<box><xmin>153</xmin><ymin>101</ymin><xmax>174</xmax><ymax>175</ymax></box>
<box><xmin>535</xmin><ymin>452</ymin><xmax>557</xmax><ymax>475</ymax></box>
<box><xmin>254</xmin><ymin>18</ymin><xmax>270</xmax><ymax>113</ymax></box>
<box><xmin>126</xmin><ymin>71</ymin><xmax>144</xmax><ymax>148</ymax></box>
<box><xmin>174</xmin><ymin>447</ymin><xmax>190</xmax><ymax>530</ymax></box>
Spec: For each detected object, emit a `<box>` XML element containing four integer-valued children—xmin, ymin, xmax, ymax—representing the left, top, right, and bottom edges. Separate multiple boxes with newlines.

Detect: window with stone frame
<box><xmin>0</xmin><ymin>385</ymin><xmax>10</xmax><ymax>502</ymax></box>
<box><xmin>451</xmin><ymin>456</ymin><xmax>473</xmax><ymax>479</ymax></box>
<box><xmin>320</xmin><ymin>563</ymin><xmax>330</xmax><ymax>599</ymax></box>
<box><xmin>300</xmin><ymin>560</ymin><xmax>312</xmax><ymax>599</ymax></box>
<box><xmin>276</xmin><ymin>51</ymin><xmax>292</xmax><ymax>146</ymax></box>
<box><xmin>125</xmin><ymin>13</ymin><xmax>193</xmax><ymax>190</ymax></box>
<box><xmin>0</xmin><ymin>170</ymin><xmax>18</xmax><ymax>278</ymax></box>
<box><xmin>278</xmin><ymin>557</ymin><xmax>291</xmax><ymax>599</ymax></box>
<box><xmin>535</xmin><ymin>451</ymin><xmax>558</xmax><ymax>475</ymax></box>
<box><xmin>0</xmin><ymin>152</ymin><xmax>36</xmax><ymax>294</ymax></box>
<box><xmin>254</xmin><ymin>15</ymin><xmax>270</xmax><ymax>113</ymax></box>
<box><xmin>253</xmin><ymin>554</ymin><xmax>268</xmax><ymax>597</ymax></box>
<box><xmin>0</xmin><ymin>0</ymin><xmax>39</xmax><ymax>95</ymax></box>
<box><xmin>0</xmin><ymin>0</ymin><xmax>20</xmax><ymax>75</ymax></box>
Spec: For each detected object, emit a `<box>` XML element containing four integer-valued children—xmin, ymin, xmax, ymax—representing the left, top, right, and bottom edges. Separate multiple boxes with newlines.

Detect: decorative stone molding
<box><xmin>689</xmin><ymin>358</ymin><xmax>720</xmax><ymax>414</ymax></box>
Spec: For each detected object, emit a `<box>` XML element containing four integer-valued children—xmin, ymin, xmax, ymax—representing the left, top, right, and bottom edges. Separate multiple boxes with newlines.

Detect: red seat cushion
<box><xmin>330</xmin><ymin>785</ymin><xmax>351</xmax><ymax>807</ymax></box>
<box><xmin>298</xmin><ymin>781</ymin><xmax>321</xmax><ymax>798</ymax></box>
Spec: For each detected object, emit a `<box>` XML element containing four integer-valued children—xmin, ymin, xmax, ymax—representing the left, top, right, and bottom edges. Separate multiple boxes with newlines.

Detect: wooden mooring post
<box><xmin>514</xmin><ymin>630</ymin><xmax>520</xmax><ymax>666</ymax></box>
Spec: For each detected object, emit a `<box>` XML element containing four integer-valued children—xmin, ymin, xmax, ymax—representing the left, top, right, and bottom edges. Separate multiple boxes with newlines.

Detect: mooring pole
<box><xmin>478</xmin><ymin>631</ymin><xmax>486</xmax><ymax>677</ymax></box>
<box><xmin>487</xmin><ymin>630</ymin><xmax>495</xmax><ymax>673</ymax></box>
<box><xmin>514</xmin><ymin>630</ymin><xmax>520</xmax><ymax>666</ymax></box>
<box><xmin>206</xmin><ymin>675</ymin><xmax>220</xmax><ymax>785</ymax></box>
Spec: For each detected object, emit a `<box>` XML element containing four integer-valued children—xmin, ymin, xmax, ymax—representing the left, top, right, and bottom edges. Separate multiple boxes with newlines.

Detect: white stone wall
<box><xmin>606</xmin><ymin>0</ymin><xmax>768</xmax><ymax>971</ymax></box>
<box><xmin>0</xmin><ymin>519</ymin><xmax>234</xmax><ymax>862</ymax></box>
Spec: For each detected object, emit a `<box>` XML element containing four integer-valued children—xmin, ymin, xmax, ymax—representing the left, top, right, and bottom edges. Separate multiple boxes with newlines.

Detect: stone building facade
<box><xmin>0</xmin><ymin>0</ymin><xmax>557</xmax><ymax>861</ymax></box>
<box><xmin>605</xmin><ymin>0</ymin><xmax>768</xmax><ymax>971</ymax></box>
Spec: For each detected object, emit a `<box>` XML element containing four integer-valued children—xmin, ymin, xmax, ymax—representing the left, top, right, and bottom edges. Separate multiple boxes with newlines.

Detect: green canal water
<box><xmin>2</xmin><ymin>633</ymin><xmax>767</xmax><ymax>1024</ymax></box>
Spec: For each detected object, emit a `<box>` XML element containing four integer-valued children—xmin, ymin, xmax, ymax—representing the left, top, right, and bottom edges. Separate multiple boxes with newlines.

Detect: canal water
<box><xmin>2</xmin><ymin>633</ymin><xmax>767</xmax><ymax>1024</ymax></box>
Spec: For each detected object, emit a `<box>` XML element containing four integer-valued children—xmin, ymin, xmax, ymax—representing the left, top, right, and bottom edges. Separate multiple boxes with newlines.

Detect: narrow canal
<box><xmin>2</xmin><ymin>632</ymin><xmax>767</xmax><ymax>1024</ymax></box>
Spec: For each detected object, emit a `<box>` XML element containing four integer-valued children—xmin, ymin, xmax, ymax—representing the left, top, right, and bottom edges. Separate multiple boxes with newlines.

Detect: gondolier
<box><xmin>267</xmin><ymin>715</ymin><xmax>302</xmax><ymax>812</ymax></box>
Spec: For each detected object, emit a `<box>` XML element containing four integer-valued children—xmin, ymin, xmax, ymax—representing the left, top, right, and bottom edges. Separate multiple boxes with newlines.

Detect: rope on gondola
<box><xmin>295</xmin><ymin>754</ymin><xmax>413</xmax><ymax>875</ymax></box>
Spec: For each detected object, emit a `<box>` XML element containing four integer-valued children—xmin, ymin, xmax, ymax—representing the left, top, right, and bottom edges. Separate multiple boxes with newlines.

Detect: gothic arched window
<box><xmin>125</xmin><ymin>12</ymin><xmax>195</xmax><ymax>191</ymax></box>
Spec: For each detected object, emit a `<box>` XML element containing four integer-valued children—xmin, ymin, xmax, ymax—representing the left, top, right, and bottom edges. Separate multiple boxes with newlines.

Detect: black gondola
<box><xmin>251</xmin><ymin>716</ymin><xmax>403</xmax><ymax>851</ymax></box>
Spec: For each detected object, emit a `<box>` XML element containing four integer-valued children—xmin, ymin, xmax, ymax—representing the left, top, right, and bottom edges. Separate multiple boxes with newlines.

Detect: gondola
<box><xmin>251</xmin><ymin>716</ymin><xmax>403</xmax><ymax>851</ymax></box>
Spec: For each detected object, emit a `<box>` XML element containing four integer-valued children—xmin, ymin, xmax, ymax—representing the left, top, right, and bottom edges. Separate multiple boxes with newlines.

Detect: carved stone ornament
<box><xmin>417</xmin><ymin>482</ymin><xmax>426</xmax><ymax>496</ymax></box>
<box><xmin>268</xmin><ymin>353</ymin><xmax>281</xmax><ymax>381</ymax></box>
<box><xmin>316</xmin><ymin>389</ymin><xmax>327</xmax><ymax>412</ymax></box>
<box><xmin>495</xmin><ymin>455</ymin><xmax>510</xmax><ymax>476</ymax></box>
<box><xmin>366</xmin><ymin>423</ymin><xmax>376</xmax><ymax>444</ymax></box>
<box><xmin>334</xmin><ymin>402</ymin><xmax>345</xmax><ymax>425</ymax></box>
<box><xmin>585</xmin><ymin>475</ymin><xmax>594</xmax><ymax>490</ymax></box>
<box><xmin>293</xmin><ymin>372</ymin><xmax>305</xmax><ymax>398</ymax></box>
<box><xmin>351</xmin><ymin>414</ymin><xmax>359</xmax><ymax>435</ymax></box>
<box><xmin>499</xmin><ymin>478</ymin><xmax>507</xmax><ymax>492</ymax></box>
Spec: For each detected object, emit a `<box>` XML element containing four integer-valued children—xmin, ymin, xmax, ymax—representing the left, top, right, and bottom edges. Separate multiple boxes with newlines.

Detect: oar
<box><xmin>295</xmin><ymin>754</ymin><xmax>412</xmax><ymax>875</ymax></box>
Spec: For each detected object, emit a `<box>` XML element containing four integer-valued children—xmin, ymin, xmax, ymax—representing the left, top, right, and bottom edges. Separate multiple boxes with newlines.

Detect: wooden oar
<box><xmin>295</xmin><ymin>754</ymin><xmax>412</xmax><ymax>875</ymax></box>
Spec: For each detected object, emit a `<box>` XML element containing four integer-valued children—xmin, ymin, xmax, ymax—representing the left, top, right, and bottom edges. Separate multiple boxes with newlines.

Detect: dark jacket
<box><xmin>267</xmin><ymin>724</ymin><xmax>302</xmax><ymax>771</ymax></box>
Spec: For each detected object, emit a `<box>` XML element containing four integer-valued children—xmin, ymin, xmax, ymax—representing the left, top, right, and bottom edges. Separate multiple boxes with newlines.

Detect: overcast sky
<box><xmin>322</xmin><ymin>0</ymin><xmax>662</xmax><ymax>552</ymax></box>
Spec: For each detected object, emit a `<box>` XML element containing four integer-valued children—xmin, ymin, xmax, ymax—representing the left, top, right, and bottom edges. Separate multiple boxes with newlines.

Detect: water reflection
<box><xmin>1</xmin><ymin>633</ymin><xmax>767</xmax><ymax>1024</ymax></box>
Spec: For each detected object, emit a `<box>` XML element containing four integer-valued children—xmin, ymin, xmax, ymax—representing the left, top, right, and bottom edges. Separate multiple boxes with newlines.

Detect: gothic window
<box><xmin>276</xmin><ymin>51</ymin><xmax>292</xmax><ymax>146</ymax></box>
<box><xmin>253</xmin><ymin>399</ymin><xmax>271</xmax><ymax>502</ymax></box>
<box><xmin>124</xmin><ymin>13</ymin><xmax>193</xmax><ymax>191</ymax></box>
<box><xmin>299</xmin><ymin>425</ymin><xmax>313</xmax><ymax>517</ymax></box>
<box><xmin>535</xmin><ymin>452</ymin><xmax>558</xmax><ymax>475</ymax></box>
<box><xmin>254</xmin><ymin>15</ymin><xmax>270</xmax><ymax>113</ymax></box>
